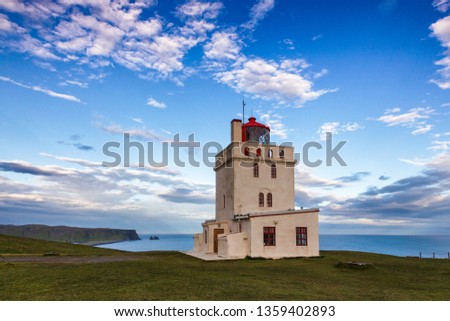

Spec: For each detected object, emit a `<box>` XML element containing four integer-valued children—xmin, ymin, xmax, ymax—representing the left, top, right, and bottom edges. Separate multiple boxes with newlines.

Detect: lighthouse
<box><xmin>193</xmin><ymin>115</ymin><xmax>319</xmax><ymax>259</ymax></box>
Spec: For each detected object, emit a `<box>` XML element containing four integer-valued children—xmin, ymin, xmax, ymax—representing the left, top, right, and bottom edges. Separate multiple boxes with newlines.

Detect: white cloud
<box><xmin>0</xmin><ymin>76</ymin><xmax>82</xmax><ymax>103</ymax></box>
<box><xmin>242</xmin><ymin>0</ymin><xmax>275</xmax><ymax>31</ymax></box>
<box><xmin>18</xmin><ymin>34</ymin><xmax>61</xmax><ymax>60</ymax></box>
<box><xmin>430</xmin><ymin>15</ymin><xmax>450</xmax><ymax>89</ymax></box>
<box><xmin>71</xmin><ymin>13</ymin><xmax>124</xmax><ymax>56</ymax></box>
<box><xmin>433</xmin><ymin>0</ymin><xmax>450</xmax><ymax>12</ymax></box>
<box><xmin>313</xmin><ymin>68</ymin><xmax>328</xmax><ymax>79</ymax></box>
<box><xmin>146</xmin><ymin>97</ymin><xmax>167</xmax><ymax>109</ymax></box>
<box><xmin>33</xmin><ymin>60</ymin><xmax>56</xmax><ymax>72</ymax></box>
<box><xmin>176</xmin><ymin>0</ymin><xmax>223</xmax><ymax>20</ymax></box>
<box><xmin>114</xmin><ymin>16</ymin><xmax>216</xmax><ymax>78</ymax></box>
<box><xmin>279</xmin><ymin>58</ymin><xmax>310</xmax><ymax>71</ymax></box>
<box><xmin>0</xmin><ymin>150</ymin><xmax>217</xmax><ymax>232</ymax></box>
<box><xmin>376</xmin><ymin>107</ymin><xmax>434</xmax><ymax>135</ymax></box>
<box><xmin>203</xmin><ymin>30</ymin><xmax>241</xmax><ymax>61</ymax></box>
<box><xmin>401</xmin><ymin>151</ymin><xmax>450</xmax><ymax>171</ymax></box>
<box><xmin>433</xmin><ymin>131</ymin><xmax>450</xmax><ymax>138</ymax></box>
<box><xmin>55</xmin><ymin>36</ymin><xmax>91</xmax><ymax>52</ymax></box>
<box><xmin>385</xmin><ymin>107</ymin><xmax>401</xmax><ymax>113</ymax></box>
<box><xmin>215</xmin><ymin>58</ymin><xmax>334</xmax><ymax>107</ymax></box>
<box><xmin>0</xmin><ymin>13</ymin><xmax>23</xmax><ymax>32</ymax></box>
<box><xmin>411</xmin><ymin>124</ymin><xmax>433</xmax><ymax>135</ymax></box>
<box><xmin>0</xmin><ymin>0</ymin><xmax>220</xmax><ymax>83</ymax></box>
<box><xmin>0</xmin><ymin>0</ymin><xmax>65</xmax><ymax>20</ymax></box>
<box><xmin>428</xmin><ymin>140</ymin><xmax>450</xmax><ymax>151</ymax></box>
<box><xmin>133</xmin><ymin>18</ymin><xmax>162</xmax><ymax>37</ymax></box>
<box><xmin>317</xmin><ymin>122</ymin><xmax>339</xmax><ymax>140</ymax></box>
<box><xmin>317</xmin><ymin>121</ymin><xmax>362</xmax><ymax>140</ymax></box>
<box><xmin>31</xmin><ymin>85</ymin><xmax>82</xmax><ymax>102</ymax></box>
<box><xmin>257</xmin><ymin>110</ymin><xmax>289</xmax><ymax>139</ymax></box>
<box><xmin>377</xmin><ymin>108</ymin><xmax>430</xmax><ymax>125</ymax></box>
<box><xmin>61</xmin><ymin>80</ymin><xmax>88</xmax><ymax>88</ymax></box>
<box><xmin>1</xmin><ymin>0</ymin><xmax>331</xmax><ymax>97</ymax></box>
<box><xmin>341</xmin><ymin>122</ymin><xmax>362</xmax><ymax>132</ymax></box>
<box><xmin>282</xmin><ymin>38</ymin><xmax>295</xmax><ymax>50</ymax></box>
<box><xmin>427</xmin><ymin>151</ymin><xmax>450</xmax><ymax>171</ymax></box>
<box><xmin>132</xmin><ymin>118</ymin><xmax>143</xmax><ymax>124</ymax></box>
<box><xmin>97</xmin><ymin>122</ymin><xmax>167</xmax><ymax>141</ymax></box>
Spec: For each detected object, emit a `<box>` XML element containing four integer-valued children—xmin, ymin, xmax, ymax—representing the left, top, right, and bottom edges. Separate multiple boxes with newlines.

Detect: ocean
<box><xmin>97</xmin><ymin>234</ymin><xmax>450</xmax><ymax>258</ymax></box>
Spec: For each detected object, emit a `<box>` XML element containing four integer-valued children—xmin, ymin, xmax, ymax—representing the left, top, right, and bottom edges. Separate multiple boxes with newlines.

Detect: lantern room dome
<box><xmin>242</xmin><ymin>117</ymin><xmax>270</xmax><ymax>144</ymax></box>
<box><xmin>242</xmin><ymin>117</ymin><xmax>270</xmax><ymax>130</ymax></box>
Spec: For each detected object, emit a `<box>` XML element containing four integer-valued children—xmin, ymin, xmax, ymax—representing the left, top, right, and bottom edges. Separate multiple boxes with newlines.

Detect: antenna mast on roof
<box><xmin>242</xmin><ymin>97</ymin><xmax>246</xmax><ymax>123</ymax></box>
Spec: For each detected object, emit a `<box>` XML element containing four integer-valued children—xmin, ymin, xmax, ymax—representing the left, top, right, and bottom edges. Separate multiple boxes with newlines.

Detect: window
<box><xmin>267</xmin><ymin>193</ymin><xmax>272</xmax><ymax>207</ymax></box>
<box><xmin>204</xmin><ymin>230</ymin><xmax>207</xmax><ymax>244</ymax></box>
<box><xmin>256</xmin><ymin>148</ymin><xmax>261</xmax><ymax>157</ymax></box>
<box><xmin>259</xmin><ymin>192</ymin><xmax>264</xmax><ymax>207</ymax></box>
<box><xmin>268</xmin><ymin>149</ymin><xmax>273</xmax><ymax>158</ymax></box>
<box><xmin>244</xmin><ymin>147</ymin><xmax>249</xmax><ymax>156</ymax></box>
<box><xmin>253</xmin><ymin>163</ymin><xmax>259</xmax><ymax>177</ymax></box>
<box><xmin>271</xmin><ymin>164</ymin><xmax>276</xmax><ymax>178</ymax></box>
<box><xmin>279</xmin><ymin>149</ymin><xmax>285</xmax><ymax>158</ymax></box>
<box><xmin>223</xmin><ymin>194</ymin><xmax>226</xmax><ymax>208</ymax></box>
<box><xmin>263</xmin><ymin>227</ymin><xmax>276</xmax><ymax>246</ymax></box>
<box><xmin>296</xmin><ymin>227</ymin><xmax>307</xmax><ymax>246</ymax></box>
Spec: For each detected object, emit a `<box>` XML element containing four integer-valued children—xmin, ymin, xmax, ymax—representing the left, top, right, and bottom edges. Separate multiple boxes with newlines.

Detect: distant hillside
<box><xmin>0</xmin><ymin>224</ymin><xmax>140</xmax><ymax>244</ymax></box>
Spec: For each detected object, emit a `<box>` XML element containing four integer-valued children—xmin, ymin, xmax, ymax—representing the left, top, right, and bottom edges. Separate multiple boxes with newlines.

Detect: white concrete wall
<box><xmin>217</xmin><ymin>235</ymin><xmax>228</xmax><ymax>258</ymax></box>
<box><xmin>193</xmin><ymin>233</ymin><xmax>203</xmax><ymax>252</ymax></box>
<box><xmin>218</xmin><ymin>232</ymin><xmax>249</xmax><ymax>259</ymax></box>
<box><xmin>249</xmin><ymin>211</ymin><xmax>319</xmax><ymax>258</ymax></box>
<box><xmin>233</xmin><ymin>154</ymin><xmax>296</xmax><ymax>215</ymax></box>
<box><xmin>215</xmin><ymin>140</ymin><xmax>296</xmax><ymax>221</ymax></box>
<box><xmin>215</xmin><ymin>162</ymin><xmax>235</xmax><ymax>222</ymax></box>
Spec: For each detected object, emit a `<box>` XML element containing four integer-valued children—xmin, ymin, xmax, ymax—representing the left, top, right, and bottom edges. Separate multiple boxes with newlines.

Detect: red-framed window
<box><xmin>259</xmin><ymin>192</ymin><xmax>264</xmax><ymax>207</ymax></box>
<box><xmin>296</xmin><ymin>227</ymin><xmax>307</xmax><ymax>246</ymax></box>
<box><xmin>244</xmin><ymin>147</ymin><xmax>249</xmax><ymax>156</ymax></box>
<box><xmin>253</xmin><ymin>163</ymin><xmax>259</xmax><ymax>177</ymax></box>
<box><xmin>271</xmin><ymin>164</ymin><xmax>276</xmax><ymax>178</ymax></box>
<box><xmin>256</xmin><ymin>148</ymin><xmax>261</xmax><ymax>157</ymax></box>
<box><xmin>267</xmin><ymin>193</ymin><xmax>272</xmax><ymax>207</ymax></box>
<box><xmin>263</xmin><ymin>227</ymin><xmax>276</xmax><ymax>246</ymax></box>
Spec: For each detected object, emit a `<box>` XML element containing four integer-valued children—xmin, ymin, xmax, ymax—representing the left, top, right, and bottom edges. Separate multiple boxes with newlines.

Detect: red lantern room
<box><xmin>242</xmin><ymin>117</ymin><xmax>270</xmax><ymax>144</ymax></box>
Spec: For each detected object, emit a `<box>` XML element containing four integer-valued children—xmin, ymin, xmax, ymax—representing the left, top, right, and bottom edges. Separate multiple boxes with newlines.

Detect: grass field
<box><xmin>1</xmin><ymin>234</ymin><xmax>449</xmax><ymax>300</ymax></box>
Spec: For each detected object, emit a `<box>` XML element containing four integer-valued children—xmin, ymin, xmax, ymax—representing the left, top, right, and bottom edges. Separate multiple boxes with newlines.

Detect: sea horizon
<box><xmin>97</xmin><ymin>234</ymin><xmax>450</xmax><ymax>259</ymax></box>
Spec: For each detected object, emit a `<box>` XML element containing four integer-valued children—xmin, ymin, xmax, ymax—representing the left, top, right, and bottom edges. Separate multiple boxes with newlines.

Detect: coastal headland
<box><xmin>0</xmin><ymin>224</ymin><xmax>140</xmax><ymax>245</ymax></box>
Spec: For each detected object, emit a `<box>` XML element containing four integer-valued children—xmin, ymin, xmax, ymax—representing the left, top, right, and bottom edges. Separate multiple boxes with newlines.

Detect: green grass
<box><xmin>1</xmin><ymin>234</ymin><xmax>449</xmax><ymax>300</ymax></box>
<box><xmin>0</xmin><ymin>234</ymin><xmax>125</xmax><ymax>256</ymax></box>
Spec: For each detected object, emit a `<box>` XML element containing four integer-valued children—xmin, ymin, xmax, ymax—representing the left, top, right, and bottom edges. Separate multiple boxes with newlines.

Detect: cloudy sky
<box><xmin>0</xmin><ymin>0</ymin><xmax>449</xmax><ymax>235</ymax></box>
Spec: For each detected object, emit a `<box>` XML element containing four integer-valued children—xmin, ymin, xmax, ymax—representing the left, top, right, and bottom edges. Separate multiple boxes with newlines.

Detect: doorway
<box><xmin>213</xmin><ymin>228</ymin><xmax>224</xmax><ymax>253</ymax></box>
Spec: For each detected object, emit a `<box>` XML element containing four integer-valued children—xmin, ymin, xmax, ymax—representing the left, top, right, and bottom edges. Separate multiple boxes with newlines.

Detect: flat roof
<box><xmin>235</xmin><ymin>208</ymin><xmax>320</xmax><ymax>219</ymax></box>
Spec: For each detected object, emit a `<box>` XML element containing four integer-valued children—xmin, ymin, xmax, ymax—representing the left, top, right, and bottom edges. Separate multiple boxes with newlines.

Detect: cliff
<box><xmin>0</xmin><ymin>224</ymin><xmax>140</xmax><ymax>244</ymax></box>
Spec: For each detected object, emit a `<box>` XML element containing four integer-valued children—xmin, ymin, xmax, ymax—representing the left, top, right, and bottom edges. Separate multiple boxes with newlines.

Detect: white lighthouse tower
<box><xmin>193</xmin><ymin>116</ymin><xmax>319</xmax><ymax>259</ymax></box>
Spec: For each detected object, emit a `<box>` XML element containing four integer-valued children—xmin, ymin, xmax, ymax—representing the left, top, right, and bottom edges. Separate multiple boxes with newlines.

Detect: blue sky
<box><xmin>0</xmin><ymin>0</ymin><xmax>449</xmax><ymax>234</ymax></box>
